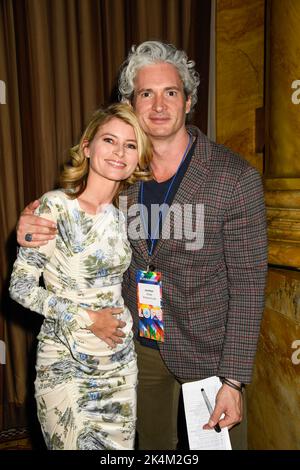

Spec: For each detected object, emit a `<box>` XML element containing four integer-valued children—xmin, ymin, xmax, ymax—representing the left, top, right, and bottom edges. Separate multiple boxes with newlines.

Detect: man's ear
<box><xmin>185</xmin><ymin>95</ymin><xmax>192</xmax><ymax>114</ymax></box>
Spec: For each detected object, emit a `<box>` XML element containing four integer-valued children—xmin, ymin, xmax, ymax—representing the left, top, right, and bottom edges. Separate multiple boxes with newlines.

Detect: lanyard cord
<box><xmin>140</xmin><ymin>133</ymin><xmax>193</xmax><ymax>258</ymax></box>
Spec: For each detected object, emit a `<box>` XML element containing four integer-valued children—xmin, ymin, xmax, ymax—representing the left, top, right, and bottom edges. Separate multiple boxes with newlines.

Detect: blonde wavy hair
<box><xmin>60</xmin><ymin>103</ymin><xmax>152</xmax><ymax>205</ymax></box>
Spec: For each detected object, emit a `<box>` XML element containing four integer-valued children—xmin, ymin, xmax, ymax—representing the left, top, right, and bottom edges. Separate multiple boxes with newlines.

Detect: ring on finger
<box><xmin>25</xmin><ymin>233</ymin><xmax>33</xmax><ymax>242</ymax></box>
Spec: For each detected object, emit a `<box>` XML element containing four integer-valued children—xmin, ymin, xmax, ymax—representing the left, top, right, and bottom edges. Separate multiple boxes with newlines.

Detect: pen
<box><xmin>201</xmin><ymin>387</ymin><xmax>221</xmax><ymax>433</ymax></box>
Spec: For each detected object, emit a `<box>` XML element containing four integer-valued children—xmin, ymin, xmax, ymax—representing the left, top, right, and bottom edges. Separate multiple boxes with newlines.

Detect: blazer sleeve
<box><xmin>217</xmin><ymin>166</ymin><xmax>268</xmax><ymax>384</ymax></box>
<box><xmin>9</xmin><ymin>195</ymin><xmax>93</xmax><ymax>330</ymax></box>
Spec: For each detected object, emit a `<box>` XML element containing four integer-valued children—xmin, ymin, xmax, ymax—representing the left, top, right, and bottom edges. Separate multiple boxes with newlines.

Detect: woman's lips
<box><xmin>105</xmin><ymin>159</ymin><xmax>126</xmax><ymax>168</ymax></box>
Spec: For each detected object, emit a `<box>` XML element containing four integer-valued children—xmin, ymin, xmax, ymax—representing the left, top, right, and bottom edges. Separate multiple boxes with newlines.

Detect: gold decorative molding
<box><xmin>266</xmin><ymin>178</ymin><xmax>300</xmax><ymax>268</ymax></box>
<box><xmin>265</xmin><ymin>178</ymin><xmax>300</xmax><ymax>191</ymax></box>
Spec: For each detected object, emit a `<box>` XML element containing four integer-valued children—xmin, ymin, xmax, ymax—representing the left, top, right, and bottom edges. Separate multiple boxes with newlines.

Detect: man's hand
<box><xmin>202</xmin><ymin>380</ymin><xmax>243</xmax><ymax>431</ymax></box>
<box><xmin>17</xmin><ymin>200</ymin><xmax>57</xmax><ymax>247</ymax></box>
<box><xmin>87</xmin><ymin>307</ymin><xmax>126</xmax><ymax>348</ymax></box>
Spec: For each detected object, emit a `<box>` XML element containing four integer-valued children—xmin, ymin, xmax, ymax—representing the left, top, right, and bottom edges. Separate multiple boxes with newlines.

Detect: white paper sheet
<box><xmin>182</xmin><ymin>376</ymin><xmax>232</xmax><ymax>450</ymax></box>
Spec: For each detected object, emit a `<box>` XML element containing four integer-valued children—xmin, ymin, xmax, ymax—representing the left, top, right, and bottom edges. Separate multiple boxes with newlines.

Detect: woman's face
<box><xmin>85</xmin><ymin>117</ymin><xmax>139</xmax><ymax>182</ymax></box>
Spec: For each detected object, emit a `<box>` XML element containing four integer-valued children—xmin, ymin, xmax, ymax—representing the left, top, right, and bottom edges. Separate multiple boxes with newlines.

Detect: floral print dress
<box><xmin>9</xmin><ymin>190</ymin><xmax>137</xmax><ymax>450</ymax></box>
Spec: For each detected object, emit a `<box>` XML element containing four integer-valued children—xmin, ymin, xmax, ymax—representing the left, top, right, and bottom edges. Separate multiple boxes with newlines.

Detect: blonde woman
<box><xmin>9</xmin><ymin>103</ymin><xmax>152</xmax><ymax>450</ymax></box>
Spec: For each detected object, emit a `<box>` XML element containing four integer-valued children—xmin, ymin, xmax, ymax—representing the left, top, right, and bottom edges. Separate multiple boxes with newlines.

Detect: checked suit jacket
<box><xmin>122</xmin><ymin>126</ymin><xmax>268</xmax><ymax>384</ymax></box>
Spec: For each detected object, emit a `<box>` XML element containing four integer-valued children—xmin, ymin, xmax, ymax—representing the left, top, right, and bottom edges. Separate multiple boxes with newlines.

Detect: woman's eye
<box><xmin>126</xmin><ymin>143</ymin><xmax>137</xmax><ymax>150</ymax></box>
<box><xmin>103</xmin><ymin>137</ymin><xmax>113</xmax><ymax>143</ymax></box>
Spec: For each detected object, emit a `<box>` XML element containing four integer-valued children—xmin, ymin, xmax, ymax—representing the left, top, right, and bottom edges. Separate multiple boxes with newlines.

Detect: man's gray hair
<box><xmin>118</xmin><ymin>41</ymin><xmax>200</xmax><ymax>113</ymax></box>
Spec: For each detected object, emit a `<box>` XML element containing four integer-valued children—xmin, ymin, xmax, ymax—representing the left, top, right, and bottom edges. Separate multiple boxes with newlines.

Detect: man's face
<box><xmin>132</xmin><ymin>62</ymin><xmax>191</xmax><ymax>141</ymax></box>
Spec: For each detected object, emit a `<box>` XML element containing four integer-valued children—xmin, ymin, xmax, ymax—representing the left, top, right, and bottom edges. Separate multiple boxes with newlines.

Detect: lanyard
<box><xmin>140</xmin><ymin>133</ymin><xmax>193</xmax><ymax>260</ymax></box>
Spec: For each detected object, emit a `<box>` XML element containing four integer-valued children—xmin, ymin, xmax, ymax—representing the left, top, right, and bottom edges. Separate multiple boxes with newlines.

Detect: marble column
<box><xmin>265</xmin><ymin>0</ymin><xmax>300</xmax><ymax>267</ymax></box>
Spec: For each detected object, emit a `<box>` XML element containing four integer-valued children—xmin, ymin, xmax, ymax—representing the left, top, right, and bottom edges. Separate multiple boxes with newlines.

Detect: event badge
<box><xmin>136</xmin><ymin>270</ymin><xmax>164</xmax><ymax>342</ymax></box>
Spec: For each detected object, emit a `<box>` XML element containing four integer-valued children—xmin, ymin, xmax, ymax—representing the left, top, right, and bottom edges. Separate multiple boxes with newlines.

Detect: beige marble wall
<box><xmin>216</xmin><ymin>0</ymin><xmax>300</xmax><ymax>450</ymax></box>
<box><xmin>215</xmin><ymin>0</ymin><xmax>265</xmax><ymax>450</ymax></box>
<box><xmin>248</xmin><ymin>269</ymin><xmax>300</xmax><ymax>449</ymax></box>
<box><xmin>216</xmin><ymin>0</ymin><xmax>265</xmax><ymax>172</ymax></box>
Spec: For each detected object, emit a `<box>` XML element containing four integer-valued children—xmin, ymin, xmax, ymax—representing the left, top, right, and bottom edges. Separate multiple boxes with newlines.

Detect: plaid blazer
<box><xmin>122</xmin><ymin>126</ymin><xmax>268</xmax><ymax>383</ymax></box>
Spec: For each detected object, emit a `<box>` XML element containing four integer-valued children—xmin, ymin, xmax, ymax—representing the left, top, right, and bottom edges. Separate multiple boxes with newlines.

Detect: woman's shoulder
<box><xmin>36</xmin><ymin>189</ymin><xmax>73</xmax><ymax>214</ymax></box>
<box><xmin>39</xmin><ymin>189</ymin><xmax>72</xmax><ymax>203</ymax></box>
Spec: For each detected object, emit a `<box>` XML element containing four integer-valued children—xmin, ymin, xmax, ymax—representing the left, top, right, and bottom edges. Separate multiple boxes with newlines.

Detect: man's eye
<box><xmin>167</xmin><ymin>90</ymin><xmax>177</xmax><ymax>97</ymax></box>
<box><xmin>141</xmin><ymin>92</ymin><xmax>151</xmax><ymax>98</ymax></box>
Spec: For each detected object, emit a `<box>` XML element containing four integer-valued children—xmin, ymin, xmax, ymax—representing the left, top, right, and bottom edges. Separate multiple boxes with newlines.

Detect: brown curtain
<box><xmin>0</xmin><ymin>0</ymin><xmax>211</xmax><ymax>440</ymax></box>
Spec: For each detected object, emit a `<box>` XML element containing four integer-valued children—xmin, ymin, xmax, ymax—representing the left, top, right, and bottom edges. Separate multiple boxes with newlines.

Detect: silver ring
<box><xmin>25</xmin><ymin>233</ymin><xmax>33</xmax><ymax>242</ymax></box>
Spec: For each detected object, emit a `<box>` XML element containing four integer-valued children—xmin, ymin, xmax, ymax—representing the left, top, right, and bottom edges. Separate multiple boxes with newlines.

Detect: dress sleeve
<box><xmin>9</xmin><ymin>194</ymin><xmax>93</xmax><ymax>330</ymax></box>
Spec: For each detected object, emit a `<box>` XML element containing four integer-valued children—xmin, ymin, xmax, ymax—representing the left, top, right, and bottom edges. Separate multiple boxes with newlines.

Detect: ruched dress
<box><xmin>9</xmin><ymin>190</ymin><xmax>137</xmax><ymax>450</ymax></box>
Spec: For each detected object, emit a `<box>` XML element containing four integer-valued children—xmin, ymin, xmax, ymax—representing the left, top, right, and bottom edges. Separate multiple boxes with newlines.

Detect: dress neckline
<box><xmin>74</xmin><ymin>198</ymin><xmax>113</xmax><ymax>218</ymax></box>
